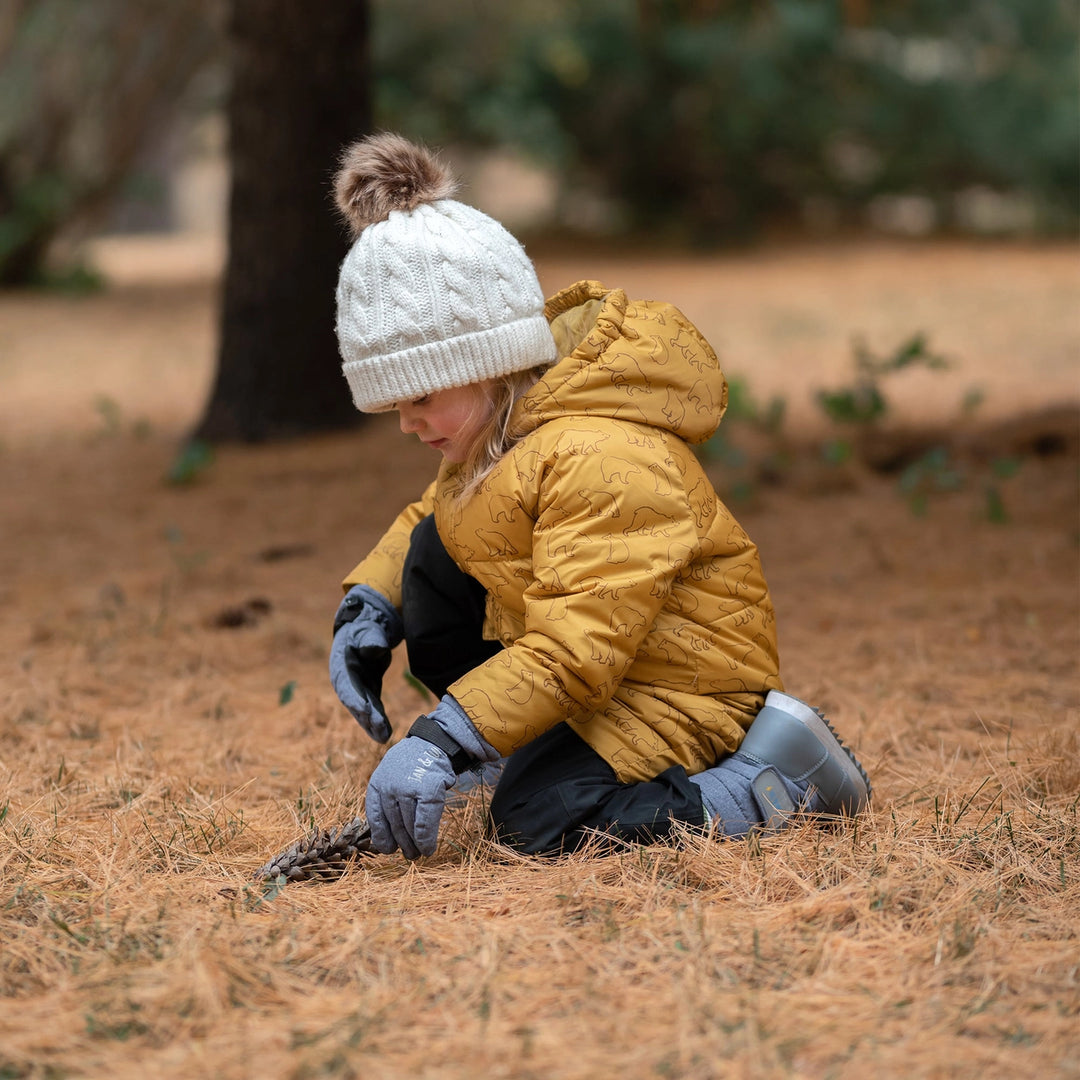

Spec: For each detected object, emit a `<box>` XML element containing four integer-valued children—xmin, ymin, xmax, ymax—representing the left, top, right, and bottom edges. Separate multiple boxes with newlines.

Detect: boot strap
<box><xmin>752</xmin><ymin>767</ymin><xmax>797</xmax><ymax>832</ymax></box>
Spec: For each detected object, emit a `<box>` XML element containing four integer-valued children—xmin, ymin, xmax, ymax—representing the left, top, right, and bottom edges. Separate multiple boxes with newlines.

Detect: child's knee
<box><xmin>487</xmin><ymin>787</ymin><xmax>533</xmax><ymax>849</ymax></box>
<box><xmin>488</xmin><ymin>786</ymin><xmax>566</xmax><ymax>855</ymax></box>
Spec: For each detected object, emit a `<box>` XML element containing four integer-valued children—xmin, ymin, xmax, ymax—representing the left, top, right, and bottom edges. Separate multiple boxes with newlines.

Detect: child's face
<box><xmin>396</xmin><ymin>382</ymin><xmax>495</xmax><ymax>463</ymax></box>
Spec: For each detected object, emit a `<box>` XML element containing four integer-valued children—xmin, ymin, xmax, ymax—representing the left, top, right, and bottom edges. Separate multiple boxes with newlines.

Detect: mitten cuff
<box><xmin>429</xmin><ymin>695</ymin><xmax>501</xmax><ymax>764</ymax></box>
<box><xmin>333</xmin><ymin>584</ymin><xmax>404</xmax><ymax>645</ymax></box>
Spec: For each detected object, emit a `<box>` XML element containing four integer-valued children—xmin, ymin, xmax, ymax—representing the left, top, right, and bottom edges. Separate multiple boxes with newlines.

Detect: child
<box><xmin>328</xmin><ymin>133</ymin><xmax>869</xmax><ymax>859</ymax></box>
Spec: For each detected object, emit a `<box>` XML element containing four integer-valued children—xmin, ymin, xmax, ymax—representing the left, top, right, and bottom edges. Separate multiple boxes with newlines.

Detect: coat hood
<box><xmin>513</xmin><ymin>280</ymin><xmax>728</xmax><ymax>445</ymax></box>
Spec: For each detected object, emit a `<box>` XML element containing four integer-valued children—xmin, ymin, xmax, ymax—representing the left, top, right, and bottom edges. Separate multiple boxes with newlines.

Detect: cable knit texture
<box><xmin>334</xmin><ymin>138</ymin><xmax>557</xmax><ymax>413</ymax></box>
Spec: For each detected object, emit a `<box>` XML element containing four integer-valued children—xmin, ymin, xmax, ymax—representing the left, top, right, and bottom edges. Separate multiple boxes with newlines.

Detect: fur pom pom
<box><xmin>334</xmin><ymin>132</ymin><xmax>458</xmax><ymax>236</ymax></box>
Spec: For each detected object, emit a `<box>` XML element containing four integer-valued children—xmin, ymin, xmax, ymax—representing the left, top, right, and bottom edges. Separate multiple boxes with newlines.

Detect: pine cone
<box><xmin>255</xmin><ymin>816</ymin><xmax>374</xmax><ymax>883</ymax></box>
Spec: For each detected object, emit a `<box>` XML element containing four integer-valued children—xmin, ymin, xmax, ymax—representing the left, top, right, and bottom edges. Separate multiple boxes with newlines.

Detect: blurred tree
<box><xmin>194</xmin><ymin>0</ymin><xmax>370</xmax><ymax>441</ymax></box>
<box><xmin>0</xmin><ymin>0</ymin><xmax>216</xmax><ymax>286</ymax></box>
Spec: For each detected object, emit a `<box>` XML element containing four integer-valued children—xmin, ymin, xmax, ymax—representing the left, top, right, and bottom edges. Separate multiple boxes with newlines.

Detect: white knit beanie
<box><xmin>333</xmin><ymin>133</ymin><xmax>557</xmax><ymax>413</ymax></box>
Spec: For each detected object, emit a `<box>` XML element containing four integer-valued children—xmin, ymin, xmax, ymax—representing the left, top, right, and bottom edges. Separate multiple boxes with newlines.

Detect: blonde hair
<box><xmin>457</xmin><ymin>365</ymin><xmax>549</xmax><ymax>499</ymax></box>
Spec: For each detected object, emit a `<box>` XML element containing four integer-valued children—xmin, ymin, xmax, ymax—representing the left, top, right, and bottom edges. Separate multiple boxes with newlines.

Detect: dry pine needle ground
<box><xmin>1</xmin><ymin>243</ymin><xmax>1078</xmax><ymax>1079</ymax></box>
<box><xmin>1</xmin><ymin>424</ymin><xmax>1075</xmax><ymax>1080</ymax></box>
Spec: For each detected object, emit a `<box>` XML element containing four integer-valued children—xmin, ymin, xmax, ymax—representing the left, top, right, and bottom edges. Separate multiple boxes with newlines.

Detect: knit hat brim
<box><xmin>342</xmin><ymin>313</ymin><xmax>557</xmax><ymax>413</ymax></box>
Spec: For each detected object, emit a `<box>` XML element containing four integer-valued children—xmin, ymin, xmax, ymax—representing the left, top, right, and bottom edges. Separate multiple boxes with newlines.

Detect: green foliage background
<box><xmin>1</xmin><ymin>0</ymin><xmax>1076</xmax><ymax>283</ymax></box>
<box><xmin>375</xmin><ymin>0</ymin><xmax>1078</xmax><ymax>241</ymax></box>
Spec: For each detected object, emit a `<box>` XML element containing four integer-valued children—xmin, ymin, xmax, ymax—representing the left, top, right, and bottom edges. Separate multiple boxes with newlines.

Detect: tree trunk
<box><xmin>195</xmin><ymin>0</ymin><xmax>370</xmax><ymax>442</ymax></box>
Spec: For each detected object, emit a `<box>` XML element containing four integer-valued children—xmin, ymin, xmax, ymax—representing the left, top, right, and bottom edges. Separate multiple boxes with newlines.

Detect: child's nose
<box><xmin>399</xmin><ymin>409</ymin><xmax>421</xmax><ymax>434</ymax></box>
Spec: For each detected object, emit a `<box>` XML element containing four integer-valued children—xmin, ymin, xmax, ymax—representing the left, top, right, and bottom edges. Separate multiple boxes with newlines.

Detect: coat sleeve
<box><xmin>340</xmin><ymin>480</ymin><xmax>437</xmax><ymax>608</ymax></box>
<box><xmin>449</xmin><ymin>432</ymin><xmax>702</xmax><ymax>755</ymax></box>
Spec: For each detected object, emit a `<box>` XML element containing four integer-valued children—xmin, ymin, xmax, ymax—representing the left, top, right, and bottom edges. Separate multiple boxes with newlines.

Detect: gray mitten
<box><xmin>366</xmin><ymin>695</ymin><xmax>499</xmax><ymax>859</ymax></box>
<box><xmin>328</xmin><ymin>585</ymin><xmax>404</xmax><ymax>743</ymax></box>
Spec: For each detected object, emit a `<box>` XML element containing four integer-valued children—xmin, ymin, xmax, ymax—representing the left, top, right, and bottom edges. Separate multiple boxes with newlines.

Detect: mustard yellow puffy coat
<box><xmin>344</xmin><ymin>281</ymin><xmax>782</xmax><ymax>783</ymax></box>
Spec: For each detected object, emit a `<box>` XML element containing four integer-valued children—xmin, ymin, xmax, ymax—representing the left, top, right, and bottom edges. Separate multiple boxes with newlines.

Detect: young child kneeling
<box><xmin>328</xmin><ymin>134</ymin><xmax>870</xmax><ymax>859</ymax></box>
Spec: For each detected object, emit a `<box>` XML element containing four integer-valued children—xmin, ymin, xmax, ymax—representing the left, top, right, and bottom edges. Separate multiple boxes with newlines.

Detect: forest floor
<box><xmin>0</xmin><ymin>236</ymin><xmax>1077</xmax><ymax>1079</ymax></box>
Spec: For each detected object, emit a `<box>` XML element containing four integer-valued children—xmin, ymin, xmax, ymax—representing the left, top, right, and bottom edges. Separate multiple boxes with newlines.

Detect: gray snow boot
<box><xmin>738</xmin><ymin>690</ymin><xmax>872</xmax><ymax>830</ymax></box>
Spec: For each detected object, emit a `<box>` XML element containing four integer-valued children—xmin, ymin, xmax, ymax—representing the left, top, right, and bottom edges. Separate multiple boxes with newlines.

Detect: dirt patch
<box><xmin>0</xmin><ymin>238</ymin><xmax>1077</xmax><ymax>1078</ymax></box>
